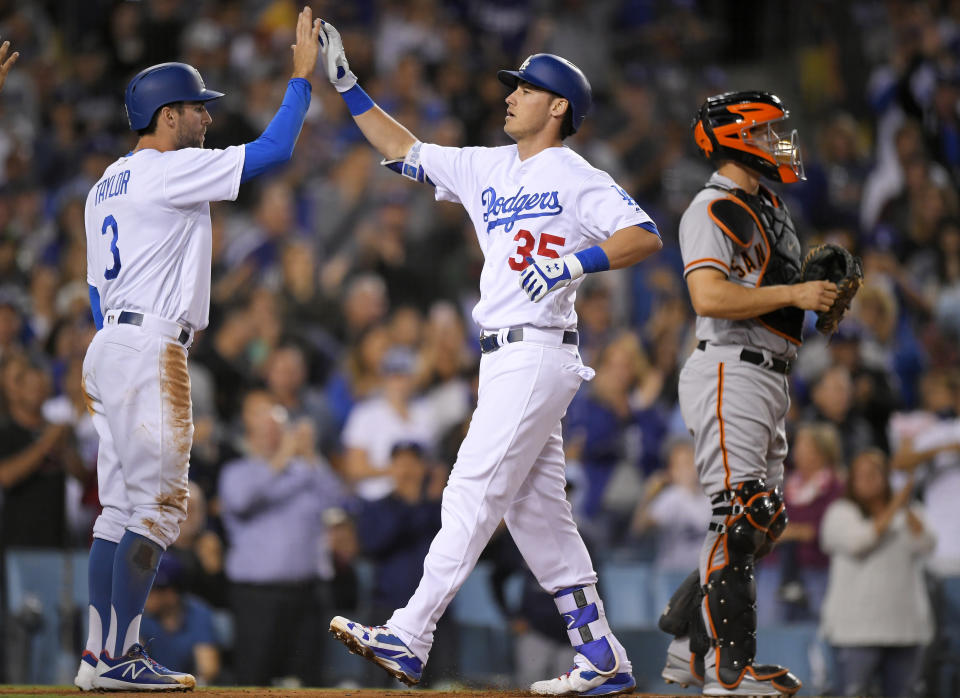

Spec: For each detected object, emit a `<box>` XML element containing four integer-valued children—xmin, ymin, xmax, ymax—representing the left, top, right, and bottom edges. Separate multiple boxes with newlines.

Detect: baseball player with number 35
<box><xmin>74</xmin><ymin>7</ymin><xmax>322</xmax><ymax>691</ymax></box>
<box><xmin>320</xmin><ymin>20</ymin><xmax>661</xmax><ymax>696</ymax></box>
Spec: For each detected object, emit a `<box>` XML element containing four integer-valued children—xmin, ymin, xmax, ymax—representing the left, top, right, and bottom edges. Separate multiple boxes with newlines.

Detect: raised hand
<box><xmin>290</xmin><ymin>6</ymin><xmax>321</xmax><ymax>80</ymax></box>
<box><xmin>317</xmin><ymin>19</ymin><xmax>357</xmax><ymax>92</ymax></box>
<box><xmin>0</xmin><ymin>40</ymin><xmax>19</xmax><ymax>94</ymax></box>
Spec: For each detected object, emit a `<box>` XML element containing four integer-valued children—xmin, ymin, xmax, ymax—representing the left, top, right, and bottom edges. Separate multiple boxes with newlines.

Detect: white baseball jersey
<box><xmin>419</xmin><ymin>143</ymin><xmax>654</xmax><ymax>330</ymax></box>
<box><xmin>84</xmin><ymin>146</ymin><xmax>245</xmax><ymax>331</ymax></box>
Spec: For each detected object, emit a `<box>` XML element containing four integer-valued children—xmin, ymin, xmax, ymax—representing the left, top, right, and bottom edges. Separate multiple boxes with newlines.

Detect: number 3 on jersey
<box><xmin>508</xmin><ymin>229</ymin><xmax>566</xmax><ymax>271</ymax></box>
<box><xmin>101</xmin><ymin>215</ymin><xmax>122</xmax><ymax>280</ymax></box>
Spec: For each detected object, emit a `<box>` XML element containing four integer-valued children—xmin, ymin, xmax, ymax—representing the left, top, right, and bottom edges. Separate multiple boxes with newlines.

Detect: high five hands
<box><xmin>0</xmin><ymin>40</ymin><xmax>19</xmax><ymax>94</ymax></box>
<box><xmin>290</xmin><ymin>6</ymin><xmax>322</xmax><ymax>80</ymax></box>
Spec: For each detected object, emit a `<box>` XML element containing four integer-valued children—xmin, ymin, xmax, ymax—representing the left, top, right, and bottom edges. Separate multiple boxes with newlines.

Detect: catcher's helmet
<box><xmin>693</xmin><ymin>91</ymin><xmax>804</xmax><ymax>183</ymax></box>
<box><xmin>497</xmin><ymin>54</ymin><xmax>592</xmax><ymax>134</ymax></box>
<box><xmin>124</xmin><ymin>62</ymin><xmax>224</xmax><ymax>131</ymax></box>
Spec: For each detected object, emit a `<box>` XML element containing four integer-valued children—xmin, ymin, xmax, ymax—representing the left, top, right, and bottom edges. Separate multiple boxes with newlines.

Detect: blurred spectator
<box><xmin>820</xmin><ymin>449</ymin><xmax>935</xmax><ymax>698</ymax></box>
<box><xmin>165</xmin><ymin>481</ymin><xmax>227</xmax><ymax>610</ymax></box>
<box><xmin>565</xmin><ymin>331</ymin><xmax>658</xmax><ymax>535</ymax></box>
<box><xmin>263</xmin><ymin>344</ymin><xmax>340</xmax><ymax>463</ymax></box>
<box><xmin>324</xmin><ymin>322</ymin><xmax>391</xmax><ymax>430</ymax></box>
<box><xmin>141</xmin><ymin>554</ymin><xmax>220</xmax><ymax>686</ymax></box>
<box><xmin>629</xmin><ymin>435</ymin><xmax>709</xmax><ymax>571</ymax></box>
<box><xmin>416</xmin><ymin>302</ymin><xmax>474</xmax><ymax>440</ymax></box>
<box><xmin>324</xmin><ymin>507</ymin><xmax>361</xmax><ymax>616</ymax></box>
<box><xmin>41</xmin><ymin>356</ymin><xmax>98</xmax><ymax>545</ymax></box>
<box><xmin>774</xmin><ymin>422</ymin><xmax>845</xmax><ymax>622</ymax></box>
<box><xmin>0</xmin><ymin>357</ymin><xmax>84</xmax><ymax>547</ymax></box>
<box><xmin>888</xmin><ymin>369</ymin><xmax>960</xmax><ymax>576</ymax></box>
<box><xmin>341</xmin><ymin>346</ymin><xmax>435</xmax><ymax>500</ymax></box>
<box><xmin>353</xmin><ymin>441</ymin><xmax>450</xmax><ymax>685</ymax></box>
<box><xmin>803</xmin><ymin>365</ymin><xmax>875</xmax><ymax>463</ymax></box>
<box><xmin>219</xmin><ymin>391</ymin><xmax>344</xmax><ymax>686</ymax></box>
<box><xmin>794</xmin><ymin>112</ymin><xmax>869</xmax><ymax>231</ymax></box>
<box><xmin>0</xmin><ymin>297</ymin><xmax>24</xmax><ymax>365</ymax></box>
<box><xmin>191</xmin><ymin>305</ymin><xmax>256</xmax><ymax>424</ymax></box>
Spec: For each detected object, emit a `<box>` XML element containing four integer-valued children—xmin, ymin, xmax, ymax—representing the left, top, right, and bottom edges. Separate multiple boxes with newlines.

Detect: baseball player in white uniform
<box><xmin>318</xmin><ymin>21</ymin><xmax>662</xmax><ymax>696</ymax></box>
<box><xmin>74</xmin><ymin>8</ymin><xmax>321</xmax><ymax>691</ymax></box>
<box><xmin>656</xmin><ymin>92</ymin><xmax>838</xmax><ymax>697</ymax></box>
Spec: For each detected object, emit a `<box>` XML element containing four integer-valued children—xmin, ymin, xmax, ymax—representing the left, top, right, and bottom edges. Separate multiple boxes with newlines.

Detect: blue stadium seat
<box><xmin>449</xmin><ymin>562</ymin><xmax>514</xmax><ymax>683</ymax></box>
<box><xmin>756</xmin><ymin>622</ymin><xmax>821</xmax><ymax>696</ymax></box>
<box><xmin>5</xmin><ymin>547</ymin><xmax>89</xmax><ymax>685</ymax></box>
<box><xmin>598</xmin><ymin>561</ymin><xmax>655</xmax><ymax>629</ymax></box>
<box><xmin>650</xmin><ymin>568</ymin><xmax>693</xmax><ymax>624</ymax></box>
<box><xmin>451</xmin><ymin>561</ymin><xmax>506</xmax><ymax>627</ymax></box>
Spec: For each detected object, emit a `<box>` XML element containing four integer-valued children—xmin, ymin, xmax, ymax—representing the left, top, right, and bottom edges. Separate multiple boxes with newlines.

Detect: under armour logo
<box><xmin>563</xmin><ymin>613</ymin><xmax>576</xmax><ymax>628</ymax></box>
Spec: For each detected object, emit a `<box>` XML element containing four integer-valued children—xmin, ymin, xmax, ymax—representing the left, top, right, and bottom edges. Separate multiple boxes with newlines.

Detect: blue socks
<box><xmin>83</xmin><ymin>538</ymin><xmax>117</xmax><ymax>662</ymax></box>
<box><xmin>104</xmin><ymin>532</ymin><xmax>163</xmax><ymax>658</ymax></box>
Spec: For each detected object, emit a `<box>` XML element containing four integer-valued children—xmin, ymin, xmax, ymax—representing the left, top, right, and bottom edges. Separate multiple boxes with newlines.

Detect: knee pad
<box><xmin>704</xmin><ymin>480</ymin><xmax>786</xmax><ymax>684</ymax></box>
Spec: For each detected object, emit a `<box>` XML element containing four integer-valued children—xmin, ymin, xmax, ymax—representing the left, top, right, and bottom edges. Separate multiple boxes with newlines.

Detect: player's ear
<box><xmin>551</xmin><ymin>96</ymin><xmax>569</xmax><ymax>118</ymax></box>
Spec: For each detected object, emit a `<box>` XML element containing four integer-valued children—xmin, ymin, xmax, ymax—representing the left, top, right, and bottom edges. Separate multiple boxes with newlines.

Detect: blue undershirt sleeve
<box><xmin>240</xmin><ymin>78</ymin><xmax>312</xmax><ymax>183</ymax></box>
<box><xmin>88</xmin><ymin>284</ymin><xmax>103</xmax><ymax>330</ymax></box>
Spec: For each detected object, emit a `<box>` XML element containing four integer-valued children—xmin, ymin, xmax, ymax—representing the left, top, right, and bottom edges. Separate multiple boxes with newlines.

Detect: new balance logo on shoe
<box><xmin>122</xmin><ymin>663</ymin><xmax>147</xmax><ymax>680</ymax></box>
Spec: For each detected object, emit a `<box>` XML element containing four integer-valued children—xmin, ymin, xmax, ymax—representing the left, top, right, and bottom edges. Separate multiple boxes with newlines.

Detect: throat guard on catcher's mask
<box><xmin>693</xmin><ymin>91</ymin><xmax>805</xmax><ymax>183</ymax></box>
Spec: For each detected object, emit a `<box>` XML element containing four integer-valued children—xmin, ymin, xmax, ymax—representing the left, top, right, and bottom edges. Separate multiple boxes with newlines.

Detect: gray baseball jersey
<box><xmin>679</xmin><ymin>173</ymin><xmax>801</xmax><ymax>360</ymax></box>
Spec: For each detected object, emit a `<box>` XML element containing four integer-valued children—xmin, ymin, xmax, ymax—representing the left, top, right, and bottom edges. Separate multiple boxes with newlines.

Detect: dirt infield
<box><xmin>0</xmin><ymin>689</ymin><xmax>695</xmax><ymax>698</ymax></box>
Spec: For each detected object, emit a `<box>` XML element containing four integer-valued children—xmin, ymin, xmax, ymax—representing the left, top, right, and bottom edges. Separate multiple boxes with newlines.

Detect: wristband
<box><xmin>574</xmin><ymin>246</ymin><xmax>610</xmax><ymax>274</ymax></box>
<box><xmin>341</xmin><ymin>84</ymin><xmax>374</xmax><ymax>116</ymax></box>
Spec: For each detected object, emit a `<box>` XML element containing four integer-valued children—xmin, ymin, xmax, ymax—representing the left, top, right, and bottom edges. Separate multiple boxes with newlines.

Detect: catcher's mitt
<box><xmin>801</xmin><ymin>243</ymin><xmax>864</xmax><ymax>335</ymax></box>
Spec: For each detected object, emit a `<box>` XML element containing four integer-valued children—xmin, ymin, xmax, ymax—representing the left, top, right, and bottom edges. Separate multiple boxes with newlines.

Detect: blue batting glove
<box><xmin>519</xmin><ymin>254</ymin><xmax>584</xmax><ymax>303</ymax></box>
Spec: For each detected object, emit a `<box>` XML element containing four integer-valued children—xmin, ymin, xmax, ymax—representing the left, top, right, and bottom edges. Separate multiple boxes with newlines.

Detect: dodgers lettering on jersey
<box><xmin>84</xmin><ymin>146</ymin><xmax>245</xmax><ymax>331</ymax></box>
<box><xmin>419</xmin><ymin>143</ymin><xmax>653</xmax><ymax>330</ymax></box>
<box><xmin>481</xmin><ymin>186</ymin><xmax>562</xmax><ymax>232</ymax></box>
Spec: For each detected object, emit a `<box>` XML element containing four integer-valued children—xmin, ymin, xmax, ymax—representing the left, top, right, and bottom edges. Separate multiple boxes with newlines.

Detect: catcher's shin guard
<box><xmin>702</xmin><ymin>481</ymin><xmax>800</xmax><ymax>695</ymax></box>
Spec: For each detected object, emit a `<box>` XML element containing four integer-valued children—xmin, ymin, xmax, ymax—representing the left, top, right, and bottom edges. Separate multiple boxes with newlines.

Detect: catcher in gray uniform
<box><xmin>656</xmin><ymin>92</ymin><xmax>843</xmax><ymax>697</ymax></box>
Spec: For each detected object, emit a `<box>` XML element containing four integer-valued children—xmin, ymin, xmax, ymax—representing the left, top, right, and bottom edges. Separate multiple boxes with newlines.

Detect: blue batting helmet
<box><xmin>497</xmin><ymin>54</ymin><xmax>592</xmax><ymax>133</ymax></box>
<box><xmin>124</xmin><ymin>62</ymin><xmax>224</xmax><ymax>131</ymax></box>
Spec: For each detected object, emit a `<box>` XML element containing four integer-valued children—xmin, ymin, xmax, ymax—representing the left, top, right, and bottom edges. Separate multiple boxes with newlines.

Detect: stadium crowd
<box><xmin>1</xmin><ymin>0</ymin><xmax>960</xmax><ymax>695</ymax></box>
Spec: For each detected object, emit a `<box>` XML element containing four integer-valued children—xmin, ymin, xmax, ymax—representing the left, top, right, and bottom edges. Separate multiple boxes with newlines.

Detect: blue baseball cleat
<box><xmin>94</xmin><ymin>643</ymin><xmax>195</xmax><ymax>691</ymax></box>
<box><xmin>329</xmin><ymin>615</ymin><xmax>423</xmax><ymax>686</ymax></box>
<box><xmin>530</xmin><ymin>663</ymin><xmax>637</xmax><ymax>695</ymax></box>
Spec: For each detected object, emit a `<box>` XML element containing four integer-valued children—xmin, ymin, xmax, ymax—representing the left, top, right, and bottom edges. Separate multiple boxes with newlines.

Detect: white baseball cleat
<box><xmin>530</xmin><ymin>661</ymin><xmax>637</xmax><ymax>696</ymax></box>
<box><xmin>73</xmin><ymin>650</ymin><xmax>98</xmax><ymax>691</ymax></box>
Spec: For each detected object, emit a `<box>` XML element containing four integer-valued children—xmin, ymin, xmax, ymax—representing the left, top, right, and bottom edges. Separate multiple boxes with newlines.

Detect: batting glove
<box><xmin>318</xmin><ymin>20</ymin><xmax>357</xmax><ymax>92</ymax></box>
<box><xmin>519</xmin><ymin>254</ymin><xmax>584</xmax><ymax>302</ymax></box>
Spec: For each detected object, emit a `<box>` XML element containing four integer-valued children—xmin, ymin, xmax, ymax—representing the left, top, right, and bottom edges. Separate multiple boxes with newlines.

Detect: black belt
<box><xmin>117</xmin><ymin>311</ymin><xmax>191</xmax><ymax>346</ymax></box>
<box><xmin>479</xmin><ymin>328</ymin><xmax>578</xmax><ymax>354</ymax></box>
<box><xmin>696</xmin><ymin>340</ymin><xmax>791</xmax><ymax>375</ymax></box>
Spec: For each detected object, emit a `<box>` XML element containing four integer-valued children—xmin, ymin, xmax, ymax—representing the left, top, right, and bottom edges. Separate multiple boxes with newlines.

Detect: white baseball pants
<box><xmin>82</xmin><ymin>315</ymin><xmax>193</xmax><ymax>549</ymax></box>
<box><xmin>388</xmin><ymin>333</ymin><xmax>597</xmax><ymax>663</ymax></box>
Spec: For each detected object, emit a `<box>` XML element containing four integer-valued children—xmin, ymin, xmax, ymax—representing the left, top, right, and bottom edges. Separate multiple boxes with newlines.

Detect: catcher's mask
<box><xmin>693</xmin><ymin>91</ymin><xmax>804</xmax><ymax>183</ymax></box>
